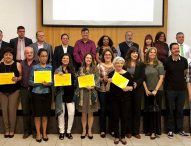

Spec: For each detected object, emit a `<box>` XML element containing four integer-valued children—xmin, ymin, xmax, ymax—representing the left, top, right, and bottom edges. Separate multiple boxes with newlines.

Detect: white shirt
<box><xmin>38</xmin><ymin>43</ymin><xmax>44</xmax><ymax>50</ymax></box>
<box><xmin>178</xmin><ymin>43</ymin><xmax>191</xmax><ymax>64</ymax></box>
<box><xmin>62</xmin><ymin>45</ymin><xmax>68</xmax><ymax>53</ymax></box>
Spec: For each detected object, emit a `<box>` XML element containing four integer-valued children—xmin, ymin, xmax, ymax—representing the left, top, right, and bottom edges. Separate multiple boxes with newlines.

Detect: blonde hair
<box><xmin>144</xmin><ymin>47</ymin><xmax>159</xmax><ymax>66</ymax></box>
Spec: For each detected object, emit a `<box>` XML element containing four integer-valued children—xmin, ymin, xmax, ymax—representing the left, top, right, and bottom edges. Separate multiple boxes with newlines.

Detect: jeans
<box><xmin>165</xmin><ymin>90</ymin><xmax>186</xmax><ymax>132</ymax></box>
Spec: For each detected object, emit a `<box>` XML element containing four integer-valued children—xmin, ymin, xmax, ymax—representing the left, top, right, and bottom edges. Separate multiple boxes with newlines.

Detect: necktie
<box><xmin>180</xmin><ymin>44</ymin><xmax>184</xmax><ymax>57</ymax></box>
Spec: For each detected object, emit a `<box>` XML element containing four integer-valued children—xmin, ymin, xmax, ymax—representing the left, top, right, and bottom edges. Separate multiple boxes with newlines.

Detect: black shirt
<box><xmin>164</xmin><ymin>56</ymin><xmax>188</xmax><ymax>90</ymax></box>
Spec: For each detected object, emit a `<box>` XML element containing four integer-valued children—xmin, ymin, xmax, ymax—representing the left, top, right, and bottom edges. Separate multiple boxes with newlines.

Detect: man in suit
<box><xmin>10</xmin><ymin>26</ymin><xmax>33</xmax><ymax>62</ymax></box>
<box><xmin>117</xmin><ymin>31</ymin><xmax>139</xmax><ymax>59</ymax></box>
<box><xmin>0</xmin><ymin>30</ymin><xmax>10</xmax><ymax>61</ymax></box>
<box><xmin>53</xmin><ymin>33</ymin><xmax>74</xmax><ymax>70</ymax></box>
<box><xmin>30</xmin><ymin>31</ymin><xmax>53</xmax><ymax>64</ymax></box>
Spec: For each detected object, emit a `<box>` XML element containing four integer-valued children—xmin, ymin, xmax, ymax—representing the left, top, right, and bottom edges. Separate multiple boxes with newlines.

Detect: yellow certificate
<box><xmin>34</xmin><ymin>71</ymin><xmax>52</xmax><ymax>83</ymax></box>
<box><xmin>112</xmin><ymin>72</ymin><xmax>129</xmax><ymax>89</ymax></box>
<box><xmin>54</xmin><ymin>73</ymin><xmax>71</xmax><ymax>87</ymax></box>
<box><xmin>78</xmin><ymin>74</ymin><xmax>95</xmax><ymax>88</ymax></box>
<box><xmin>0</xmin><ymin>72</ymin><xmax>15</xmax><ymax>85</ymax></box>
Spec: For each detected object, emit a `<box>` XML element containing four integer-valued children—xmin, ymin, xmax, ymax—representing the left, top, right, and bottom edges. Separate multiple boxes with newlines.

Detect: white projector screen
<box><xmin>43</xmin><ymin>0</ymin><xmax>164</xmax><ymax>26</ymax></box>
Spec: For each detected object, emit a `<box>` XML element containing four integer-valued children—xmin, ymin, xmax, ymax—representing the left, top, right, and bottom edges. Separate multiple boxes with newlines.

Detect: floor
<box><xmin>0</xmin><ymin>134</ymin><xmax>191</xmax><ymax>146</ymax></box>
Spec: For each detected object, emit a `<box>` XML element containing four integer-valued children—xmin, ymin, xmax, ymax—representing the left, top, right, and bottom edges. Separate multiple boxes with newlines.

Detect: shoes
<box><xmin>81</xmin><ymin>132</ymin><xmax>86</xmax><ymax>139</ymax></box>
<box><xmin>100</xmin><ymin>132</ymin><xmax>106</xmax><ymax>138</ymax></box>
<box><xmin>120</xmin><ymin>138</ymin><xmax>127</xmax><ymax>145</ymax></box>
<box><xmin>59</xmin><ymin>133</ymin><xmax>64</xmax><ymax>140</ymax></box>
<box><xmin>145</xmin><ymin>133</ymin><xmax>151</xmax><ymax>136</ymax></box>
<box><xmin>150</xmin><ymin>133</ymin><xmax>156</xmax><ymax>140</ymax></box>
<box><xmin>4</xmin><ymin>134</ymin><xmax>9</xmax><ymax>138</ymax></box>
<box><xmin>126</xmin><ymin>134</ymin><xmax>132</xmax><ymax>138</ymax></box>
<box><xmin>66</xmin><ymin>133</ymin><xmax>73</xmax><ymax>139</ymax></box>
<box><xmin>36</xmin><ymin>138</ymin><xmax>42</xmax><ymax>142</ymax></box>
<box><xmin>177</xmin><ymin>131</ymin><xmax>189</xmax><ymax>136</ymax></box>
<box><xmin>23</xmin><ymin>133</ymin><xmax>31</xmax><ymax>139</ymax></box>
<box><xmin>114</xmin><ymin>138</ymin><xmax>120</xmax><ymax>145</ymax></box>
<box><xmin>168</xmin><ymin>131</ymin><xmax>173</xmax><ymax>139</ymax></box>
<box><xmin>42</xmin><ymin>136</ymin><xmax>49</xmax><ymax>141</ymax></box>
<box><xmin>134</xmin><ymin>134</ymin><xmax>141</xmax><ymax>139</ymax></box>
<box><xmin>9</xmin><ymin>134</ymin><xmax>14</xmax><ymax>138</ymax></box>
<box><xmin>88</xmin><ymin>134</ymin><xmax>93</xmax><ymax>139</ymax></box>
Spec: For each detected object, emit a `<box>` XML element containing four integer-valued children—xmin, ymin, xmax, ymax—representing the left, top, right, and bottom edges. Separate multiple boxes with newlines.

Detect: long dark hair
<box><xmin>97</xmin><ymin>35</ymin><xmax>113</xmax><ymax>47</ymax></box>
<box><xmin>124</xmin><ymin>47</ymin><xmax>139</xmax><ymax>68</ymax></box>
<box><xmin>60</xmin><ymin>53</ymin><xmax>75</xmax><ymax>74</ymax></box>
<box><xmin>81</xmin><ymin>53</ymin><xmax>97</xmax><ymax>74</ymax></box>
<box><xmin>154</xmin><ymin>31</ymin><xmax>166</xmax><ymax>42</ymax></box>
<box><xmin>143</xmin><ymin>34</ymin><xmax>154</xmax><ymax>54</ymax></box>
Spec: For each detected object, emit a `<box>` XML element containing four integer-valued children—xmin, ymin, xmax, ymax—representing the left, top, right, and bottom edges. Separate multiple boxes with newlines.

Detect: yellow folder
<box><xmin>54</xmin><ymin>73</ymin><xmax>71</xmax><ymax>86</ymax></box>
<box><xmin>78</xmin><ymin>74</ymin><xmax>95</xmax><ymax>88</ymax></box>
<box><xmin>34</xmin><ymin>71</ymin><xmax>52</xmax><ymax>83</ymax></box>
<box><xmin>0</xmin><ymin>72</ymin><xmax>15</xmax><ymax>85</ymax></box>
<box><xmin>112</xmin><ymin>72</ymin><xmax>129</xmax><ymax>89</ymax></box>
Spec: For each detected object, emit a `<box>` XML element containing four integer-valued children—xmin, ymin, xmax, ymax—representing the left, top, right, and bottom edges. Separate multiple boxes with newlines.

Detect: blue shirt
<box><xmin>29</xmin><ymin>63</ymin><xmax>52</xmax><ymax>94</ymax></box>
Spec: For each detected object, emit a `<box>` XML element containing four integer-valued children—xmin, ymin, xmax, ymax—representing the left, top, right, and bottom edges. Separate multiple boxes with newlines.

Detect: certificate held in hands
<box><xmin>34</xmin><ymin>71</ymin><xmax>52</xmax><ymax>83</ymax></box>
<box><xmin>112</xmin><ymin>72</ymin><xmax>129</xmax><ymax>89</ymax></box>
<box><xmin>0</xmin><ymin>72</ymin><xmax>15</xmax><ymax>85</ymax></box>
<box><xmin>54</xmin><ymin>73</ymin><xmax>71</xmax><ymax>86</ymax></box>
<box><xmin>78</xmin><ymin>74</ymin><xmax>95</xmax><ymax>88</ymax></box>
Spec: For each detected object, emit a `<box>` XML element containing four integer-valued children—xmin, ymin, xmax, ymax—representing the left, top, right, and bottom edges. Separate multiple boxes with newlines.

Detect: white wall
<box><xmin>167</xmin><ymin>0</ymin><xmax>191</xmax><ymax>47</ymax></box>
<box><xmin>0</xmin><ymin>0</ymin><xmax>36</xmax><ymax>42</ymax></box>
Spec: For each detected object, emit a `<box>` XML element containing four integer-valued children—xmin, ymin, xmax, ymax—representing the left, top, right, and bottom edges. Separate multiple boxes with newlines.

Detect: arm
<box><xmin>143</xmin><ymin>81</ymin><xmax>152</xmax><ymax>96</ymax></box>
<box><xmin>13</xmin><ymin>62</ymin><xmax>22</xmax><ymax>82</ymax></box>
<box><xmin>133</xmin><ymin>63</ymin><xmax>145</xmax><ymax>89</ymax></box>
<box><xmin>116</xmin><ymin>45</ymin><xmax>121</xmax><ymax>56</ymax></box>
<box><xmin>73</xmin><ymin>41</ymin><xmax>82</xmax><ymax>64</ymax></box>
<box><xmin>91</xmin><ymin>42</ymin><xmax>96</xmax><ymax>59</ymax></box>
<box><xmin>152</xmin><ymin>75</ymin><xmax>164</xmax><ymax>96</ymax></box>
<box><xmin>96</xmin><ymin>52</ymin><xmax>101</xmax><ymax>64</ymax></box>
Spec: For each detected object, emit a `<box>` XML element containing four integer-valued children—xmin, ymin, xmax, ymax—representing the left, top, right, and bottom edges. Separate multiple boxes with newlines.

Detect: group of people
<box><xmin>0</xmin><ymin>26</ymin><xmax>191</xmax><ymax>145</ymax></box>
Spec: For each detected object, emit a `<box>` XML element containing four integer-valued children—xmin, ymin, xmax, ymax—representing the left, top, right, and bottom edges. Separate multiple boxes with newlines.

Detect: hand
<box><xmin>86</xmin><ymin>86</ymin><xmax>94</xmax><ymax>90</ymax></box>
<box><xmin>123</xmin><ymin>86</ymin><xmax>133</xmax><ymax>92</ymax></box>
<box><xmin>107</xmin><ymin>78</ymin><xmax>112</xmax><ymax>83</ymax></box>
<box><xmin>42</xmin><ymin>81</ymin><xmax>49</xmax><ymax>86</ymax></box>
<box><xmin>152</xmin><ymin>90</ymin><xmax>158</xmax><ymax>96</ymax></box>
<box><xmin>133</xmin><ymin>82</ymin><xmax>137</xmax><ymax>89</ymax></box>
<box><xmin>12</xmin><ymin>77</ymin><xmax>18</xmax><ymax>82</ymax></box>
<box><xmin>58</xmin><ymin>72</ymin><xmax>63</xmax><ymax>75</ymax></box>
<box><xmin>103</xmin><ymin>76</ymin><xmax>108</xmax><ymax>82</ymax></box>
<box><xmin>145</xmin><ymin>89</ymin><xmax>152</xmax><ymax>96</ymax></box>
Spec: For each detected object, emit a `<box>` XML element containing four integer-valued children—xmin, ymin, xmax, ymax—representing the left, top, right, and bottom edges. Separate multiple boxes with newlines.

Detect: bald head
<box><xmin>24</xmin><ymin>47</ymin><xmax>34</xmax><ymax>60</ymax></box>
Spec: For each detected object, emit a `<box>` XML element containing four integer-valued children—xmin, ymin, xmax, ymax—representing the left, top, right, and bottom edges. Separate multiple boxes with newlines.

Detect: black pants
<box><xmin>112</xmin><ymin>98</ymin><xmax>131</xmax><ymax>138</ymax></box>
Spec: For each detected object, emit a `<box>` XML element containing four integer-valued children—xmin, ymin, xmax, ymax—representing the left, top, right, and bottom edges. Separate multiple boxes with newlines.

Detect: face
<box><xmin>104</xmin><ymin>51</ymin><xmax>112</xmax><ymax>62</ymax></box>
<box><xmin>85</xmin><ymin>54</ymin><xmax>92</xmax><ymax>66</ymax></box>
<box><xmin>39</xmin><ymin>51</ymin><xmax>48</xmax><ymax>64</ymax></box>
<box><xmin>61</xmin><ymin>55</ymin><xmax>70</xmax><ymax>65</ymax></box>
<box><xmin>61</xmin><ymin>35</ymin><xmax>69</xmax><ymax>45</ymax></box>
<box><xmin>130</xmin><ymin>51</ymin><xmax>138</xmax><ymax>61</ymax></box>
<box><xmin>4</xmin><ymin>52</ymin><xmax>13</xmax><ymax>63</ymax></box>
<box><xmin>81</xmin><ymin>30</ymin><xmax>89</xmax><ymax>40</ymax></box>
<box><xmin>24</xmin><ymin>47</ymin><xmax>34</xmax><ymax>60</ymax></box>
<box><xmin>0</xmin><ymin>32</ymin><xmax>3</xmax><ymax>41</ymax></box>
<box><xmin>145</xmin><ymin>38</ymin><xmax>152</xmax><ymax>46</ymax></box>
<box><xmin>103</xmin><ymin>36</ymin><xmax>109</xmax><ymax>46</ymax></box>
<box><xmin>36</xmin><ymin>32</ymin><xmax>45</xmax><ymax>42</ymax></box>
<box><xmin>159</xmin><ymin>34</ymin><xmax>165</xmax><ymax>42</ymax></box>
<box><xmin>176</xmin><ymin>34</ymin><xmax>184</xmax><ymax>44</ymax></box>
<box><xmin>17</xmin><ymin>28</ymin><xmax>25</xmax><ymax>39</ymax></box>
<box><xmin>170</xmin><ymin>44</ymin><xmax>180</xmax><ymax>56</ymax></box>
<box><xmin>114</xmin><ymin>60</ymin><xmax>124</xmax><ymax>71</ymax></box>
<box><xmin>125</xmin><ymin>32</ymin><xmax>133</xmax><ymax>42</ymax></box>
<box><xmin>148</xmin><ymin>49</ymin><xmax>157</xmax><ymax>60</ymax></box>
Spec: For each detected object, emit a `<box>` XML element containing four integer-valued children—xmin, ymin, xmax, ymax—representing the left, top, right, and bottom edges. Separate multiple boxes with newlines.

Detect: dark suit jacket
<box><xmin>53</xmin><ymin>45</ymin><xmax>74</xmax><ymax>70</ymax></box>
<box><xmin>10</xmin><ymin>37</ymin><xmax>33</xmax><ymax>60</ymax></box>
<box><xmin>0</xmin><ymin>41</ymin><xmax>10</xmax><ymax>60</ymax></box>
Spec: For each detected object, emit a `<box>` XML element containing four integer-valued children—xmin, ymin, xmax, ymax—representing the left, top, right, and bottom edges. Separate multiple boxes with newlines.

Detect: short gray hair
<box><xmin>113</xmin><ymin>56</ymin><xmax>125</xmax><ymax>65</ymax></box>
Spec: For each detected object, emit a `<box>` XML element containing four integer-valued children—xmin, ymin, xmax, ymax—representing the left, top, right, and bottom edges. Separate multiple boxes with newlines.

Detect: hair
<box><xmin>36</xmin><ymin>31</ymin><xmax>44</xmax><ymax>37</ymax></box>
<box><xmin>176</xmin><ymin>32</ymin><xmax>184</xmax><ymax>37</ymax></box>
<box><xmin>0</xmin><ymin>30</ymin><xmax>2</xmax><ymax>33</ymax></box>
<box><xmin>169</xmin><ymin>42</ymin><xmax>179</xmax><ymax>50</ymax></box>
<box><xmin>81</xmin><ymin>53</ymin><xmax>97</xmax><ymax>74</ymax></box>
<box><xmin>154</xmin><ymin>31</ymin><xmax>166</xmax><ymax>42</ymax></box>
<box><xmin>61</xmin><ymin>33</ymin><xmax>69</xmax><ymax>40</ymax></box>
<box><xmin>97</xmin><ymin>35</ymin><xmax>113</xmax><ymax>47</ymax></box>
<box><xmin>81</xmin><ymin>27</ymin><xmax>89</xmax><ymax>32</ymax></box>
<box><xmin>3</xmin><ymin>47</ymin><xmax>14</xmax><ymax>56</ymax></box>
<box><xmin>143</xmin><ymin>34</ymin><xmax>154</xmax><ymax>54</ymax></box>
<box><xmin>100</xmin><ymin>48</ymin><xmax>114</xmax><ymax>63</ymax></box>
<box><xmin>124</xmin><ymin>47</ymin><xmax>139</xmax><ymax>68</ymax></box>
<box><xmin>37</xmin><ymin>48</ymin><xmax>48</xmax><ymax>56</ymax></box>
<box><xmin>144</xmin><ymin>47</ymin><xmax>159</xmax><ymax>67</ymax></box>
<box><xmin>113</xmin><ymin>56</ymin><xmax>125</xmax><ymax>65</ymax></box>
<box><xmin>17</xmin><ymin>26</ymin><xmax>25</xmax><ymax>31</ymax></box>
<box><xmin>60</xmin><ymin>53</ymin><xmax>75</xmax><ymax>74</ymax></box>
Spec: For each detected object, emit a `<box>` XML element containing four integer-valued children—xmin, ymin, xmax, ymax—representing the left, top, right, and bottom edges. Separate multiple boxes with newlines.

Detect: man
<box><xmin>0</xmin><ymin>30</ymin><xmax>10</xmax><ymax>60</ymax></box>
<box><xmin>20</xmin><ymin>46</ymin><xmax>37</xmax><ymax>139</ymax></box>
<box><xmin>164</xmin><ymin>43</ymin><xmax>189</xmax><ymax>138</ymax></box>
<box><xmin>73</xmin><ymin>27</ymin><xmax>96</xmax><ymax>69</ymax></box>
<box><xmin>30</xmin><ymin>31</ymin><xmax>53</xmax><ymax>64</ymax></box>
<box><xmin>176</xmin><ymin>32</ymin><xmax>191</xmax><ymax>64</ymax></box>
<box><xmin>53</xmin><ymin>33</ymin><xmax>74</xmax><ymax>70</ymax></box>
<box><xmin>10</xmin><ymin>26</ymin><xmax>33</xmax><ymax>61</ymax></box>
<box><xmin>117</xmin><ymin>31</ymin><xmax>139</xmax><ymax>59</ymax></box>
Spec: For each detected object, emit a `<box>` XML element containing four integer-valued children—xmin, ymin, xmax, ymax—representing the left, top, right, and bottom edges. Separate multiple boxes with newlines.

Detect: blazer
<box><xmin>53</xmin><ymin>45</ymin><xmax>74</xmax><ymax>70</ymax></box>
<box><xmin>30</xmin><ymin>42</ymin><xmax>53</xmax><ymax>64</ymax></box>
<box><xmin>0</xmin><ymin>41</ymin><xmax>10</xmax><ymax>60</ymax></box>
<box><xmin>10</xmin><ymin>37</ymin><xmax>33</xmax><ymax>60</ymax></box>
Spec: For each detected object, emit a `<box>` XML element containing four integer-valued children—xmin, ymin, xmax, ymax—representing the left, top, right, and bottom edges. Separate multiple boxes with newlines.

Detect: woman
<box><xmin>143</xmin><ymin>47</ymin><xmax>164</xmax><ymax>139</ymax></box>
<box><xmin>141</xmin><ymin>34</ymin><xmax>154</xmax><ymax>61</ymax></box>
<box><xmin>29</xmin><ymin>48</ymin><xmax>52</xmax><ymax>142</ymax></box>
<box><xmin>55</xmin><ymin>53</ymin><xmax>76</xmax><ymax>140</ymax></box>
<box><xmin>0</xmin><ymin>47</ymin><xmax>22</xmax><ymax>138</ymax></box>
<box><xmin>107</xmin><ymin>57</ymin><xmax>133</xmax><ymax>145</ymax></box>
<box><xmin>96</xmin><ymin>35</ymin><xmax>117</xmax><ymax>63</ymax></box>
<box><xmin>154</xmin><ymin>32</ymin><xmax>169</xmax><ymax>64</ymax></box>
<box><xmin>75</xmin><ymin>53</ymin><xmax>100</xmax><ymax>139</ymax></box>
<box><xmin>124</xmin><ymin>47</ymin><xmax>145</xmax><ymax>139</ymax></box>
<box><xmin>97</xmin><ymin>49</ymin><xmax>114</xmax><ymax>138</ymax></box>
